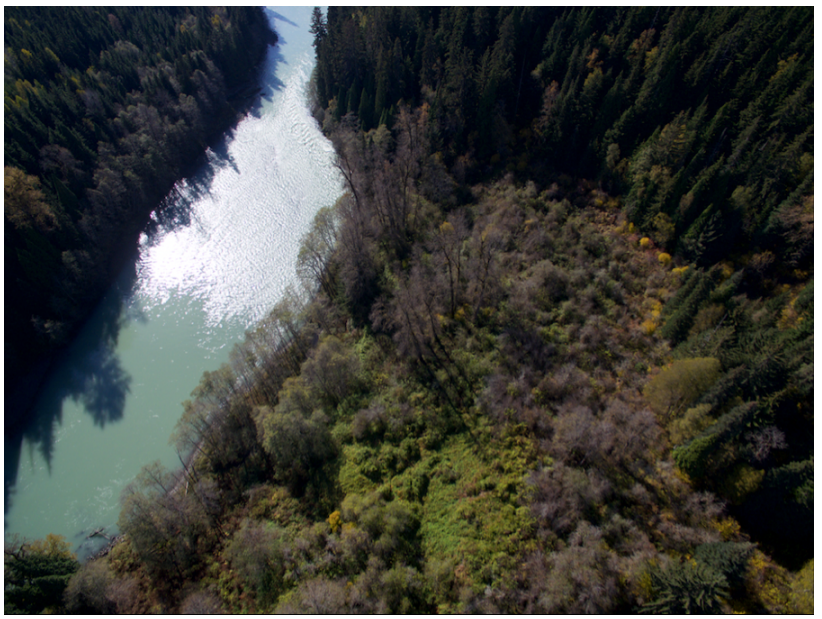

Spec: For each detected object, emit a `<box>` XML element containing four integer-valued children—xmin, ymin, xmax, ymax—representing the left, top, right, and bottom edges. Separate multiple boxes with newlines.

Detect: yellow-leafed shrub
<box><xmin>328</xmin><ymin>510</ymin><xmax>342</xmax><ymax>533</ymax></box>
<box><xmin>644</xmin><ymin>357</ymin><xmax>721</xmax><ymax>419</ymax></box>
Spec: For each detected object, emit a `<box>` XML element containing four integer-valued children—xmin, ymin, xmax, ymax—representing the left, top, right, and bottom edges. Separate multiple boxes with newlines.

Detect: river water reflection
<box><xmin>4</xmin><ymin>7</ymin><xmax>342</xmax><ymax>558</ymax></box>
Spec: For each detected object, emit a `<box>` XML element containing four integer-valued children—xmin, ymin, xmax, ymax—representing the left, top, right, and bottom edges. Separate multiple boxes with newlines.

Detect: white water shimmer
<box><xmin>4</xmin><ymin>7</ymin><xmax>342</xmax><ymax>558</ymax></box>
<box><xmin>137</xmin><ymin>10</ymin><xmax>341</xmax><ymax>329</ymax></box>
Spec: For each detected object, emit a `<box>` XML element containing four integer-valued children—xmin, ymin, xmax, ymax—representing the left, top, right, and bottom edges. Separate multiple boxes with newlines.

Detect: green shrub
<box><xmin>641</xmin><ymin>560</ymin><xmax>728</xmax><ymax>614</ymax></box>
<box><xmin>668</xmin><ymin>403</ymin><xmax>714</xmax><ymax>445</ymax></box>
<box><xmin>694</xmin><ymin>541</ymin><xmax>755</xmax><ymax>588</ymax></box>
<box><xmin>644</xmin><ymin>357</ymin><xmax>721</xmax><ymax>420</ymax></box>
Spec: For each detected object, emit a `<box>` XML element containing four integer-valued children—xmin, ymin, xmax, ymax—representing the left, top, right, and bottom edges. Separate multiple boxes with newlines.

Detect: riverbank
<box><xmin>5</xmin><ymin>6</ymin><xmax>345</xmax><ymax>562</ymax></box>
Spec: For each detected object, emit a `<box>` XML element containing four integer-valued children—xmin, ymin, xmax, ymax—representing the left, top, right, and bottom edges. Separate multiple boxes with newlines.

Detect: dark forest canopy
<box><xmin>4</xmin><ymin>6</ymin><xmax>275</xmax><ymax>423</ymax></box>
<box><xmin>5</xmin><ymin>6</ymin><xmax>813</xmax><ymax>615</ymax></box>
<box><xmin>313</xmin><ymin>6</ymin><xmax>812</xmax><ymax>270</ymax></box>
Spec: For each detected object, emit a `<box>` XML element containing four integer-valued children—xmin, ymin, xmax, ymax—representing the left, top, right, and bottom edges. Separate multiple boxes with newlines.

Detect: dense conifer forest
<box><xmin>4</xmin><ymin>7</ymin><xmax>274</xmax><ymax>425</ymax></box>
<box><xmin>5</xmin><ymin>6</ymin><xmax>813</xmax><ymax>614</ymax></box>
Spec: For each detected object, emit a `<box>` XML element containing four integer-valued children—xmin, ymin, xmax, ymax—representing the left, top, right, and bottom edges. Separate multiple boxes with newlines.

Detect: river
<box><xmin>3</xmin><ymin>6</ymin><xmax>343</xmax><ymax>559</ymax></box>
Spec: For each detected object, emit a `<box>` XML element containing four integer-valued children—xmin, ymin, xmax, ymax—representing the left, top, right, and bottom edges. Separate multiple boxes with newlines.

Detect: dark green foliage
<box><xmin>259</xmin><ymin>407</ymin><xmax>335</xmax><ymax>491</ymax></box>
<box><xmin>673</xmin><ymin>433</ymin><xmax>719</xmax><ymax>481</ymax></box>
<box><xmin>661</xmin><ymin>267</ymin><xmax>698</xmax><ymax>317</ymax></box>
<box><xmin>686</xmin><ymin>292</ymin><xmax>811</xmax><ymax>561</ymax></box>
<box><xmin>793</xmin><ymin>280</ymin><xmax>813</xmax><ymax>317</ymax></box>
<box><xmin>660</xmin><ymin>269</ymin><xmax>716</xmax><ymax>343</ymax></box>
<box><xmin>741</xmin><ymin>459</ymin><xmax>814</xmax><ymax>568</ymax></box>
<box><xmin>4</xmin><ymin>536</ymin><xmax>79</xmax><ymax>615</ymax></box>
<box><xmin>642</xmin><ymin>542</ymin><xmax>754</xmax><ymax>614</ymax></box>
<box><xmin>641</xmin><ymin>560</ymin><xmax>729</xmax><ymax>614</ymax></box>
<box><xmin>310</xmin><ymin>7</ymin><xmax>327</xmax><ymax>49</ymax></box>
<box><xmin>673</xmin><ymin>401</ymin><xmax>758</xmax><ymax>482</ymax></box>
<box><xmin>316</xmin><ymin>6</ymin><xmax>811</xmax><ymax>266</ymax></box>
<box><xmin>694</xmin><ymin>541</ymin><xmax>755</xmax><ymax>589</ymax></box>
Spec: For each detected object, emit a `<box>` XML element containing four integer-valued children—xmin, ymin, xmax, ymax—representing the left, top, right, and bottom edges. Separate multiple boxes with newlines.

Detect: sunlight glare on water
<box><xmin>137</xmin><ymin>11</ymin><xmax>341</xmax><ymax>330</ymax></box>
<box><xmin>4</xmin><ymin>6</ymin><xmax>342</xmax><ymax>559</ymax></box>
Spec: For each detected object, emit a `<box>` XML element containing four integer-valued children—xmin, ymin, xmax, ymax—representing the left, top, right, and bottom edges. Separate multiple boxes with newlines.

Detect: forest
<box><xmin>4</xmin><ymin>7</ymin><xmax>274</xmax><ymax>426</ymax></box>
<box><xmin>5</xmin><ymin>6</ymin><xmax>813</xmax><ymax>615</ymax></box>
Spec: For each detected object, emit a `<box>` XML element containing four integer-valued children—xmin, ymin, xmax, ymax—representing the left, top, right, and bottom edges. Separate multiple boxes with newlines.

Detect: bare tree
<box><xmin>467</xmin><ymin>220</ymin><xmax>507</xmax><ymax>321</ymax></box>
<box><xmin>430</xmin><ymin>210</ymin><xmax>469</xmax><ymax>318</ymax></box>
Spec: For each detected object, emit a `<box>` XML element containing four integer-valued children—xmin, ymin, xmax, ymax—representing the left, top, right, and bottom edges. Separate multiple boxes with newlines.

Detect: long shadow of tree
<box><xmin>269</xmin><ymin>10</ymin><xmax>299</xmax><ymax>29</ymax></box>
<box><xmin>244</xmin><ymin>7</ymin><xmax>300</xmax><ymax>118</ymax></box>
<box><xmin>261</xmin><ymin>43</ymin><xmax>287</xmax><ymax>98</ymax></box>
<box><xmin>4</xmin><ymin>272</ymin><xmax>136</xmax><ymax>525</ymax></box>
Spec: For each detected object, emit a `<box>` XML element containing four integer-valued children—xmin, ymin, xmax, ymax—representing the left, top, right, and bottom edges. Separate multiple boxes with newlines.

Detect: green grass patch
<box><xmin>417</xmin><ymin>434</ymin><xmax>537</xmax><ymax>594</ymax></box>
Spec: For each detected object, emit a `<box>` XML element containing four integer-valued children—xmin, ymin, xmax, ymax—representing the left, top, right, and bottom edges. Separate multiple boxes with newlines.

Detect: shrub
<box><xmin>275</xmin><ymin>576</ymin><xmax>349</xmax><ymax>614</ymax></box>
<box><xmin>644</xmin><ymin>357</ymin><xmax>721</xmax><ymax>420</ymax></box>
<box><xmin>301</xmin><ymin>335</ymin><xmax>362</xmax><ymax>410</ymax></box>
<box><xmin>378</xmin><ymin>565</ymin><xmax>428</xmax><ymax>613</ymax></box>
<box><xmin>340</xmin><ymin>494</ymin><xmax>420</xmax><ymax>566</ymax></box>
<box><xmin>694</xmin><ymin>541</ymin><xmax>755</xmax><ymax>588</ymax></box>
<box><xmin>328</xmin><ymin>510</ymin><xmax>342</xmax><ymax>533</ymax></box>
<box><xmin>787</xmin><ymin>560</ymin><xmax>813</xmax><ymax>614</ymax></box>
<box><xmin>641</xmin><ymin>319</ymin><xmax>657</xmax><ymax>335</ymax></box>
<box><xmin>529</xmin><ymin>462</ymin><xmax>611</xmax><ymax>537</ymax></box>
<box><xmin>259</xmin><ymin>409</ymin><xmax>335</xmax><ymax>488</ymax></box>
<box><xmin>641</xmin><ymin>560</ymin><xmax>728</xmax><ymax>614</ymax></box>
<box><xmin>118</xmin><ymin>462</ymin><xmax>215</xmax><ymax>584</ymax></box>
<box><xmin>536</xmin><ymin>522</ymin><xmax>620</xmax><ymax>613</ymax></box>
<box><xmin>179</xmin><ymin>588</ymin><xmax>224</xmax><ymax>614</ymax></box>
<box><xmin>668</xmin><ymin>403</ymin><xmax>714</xmax><ymax>445</ymax></box>
<box><xmin>224</xmin><ymin>520</ymin><xmax>285</xmax><ymax>609</ymax></box>
<box><xmin>64</xmin><ymin>559</ymin><xmax>116</xmax><ymax>614</ymax></box>
<box><xmin>717</xmin><ymin>464</ymin><xmax>764</xmax><ymax>504</ymax></box>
